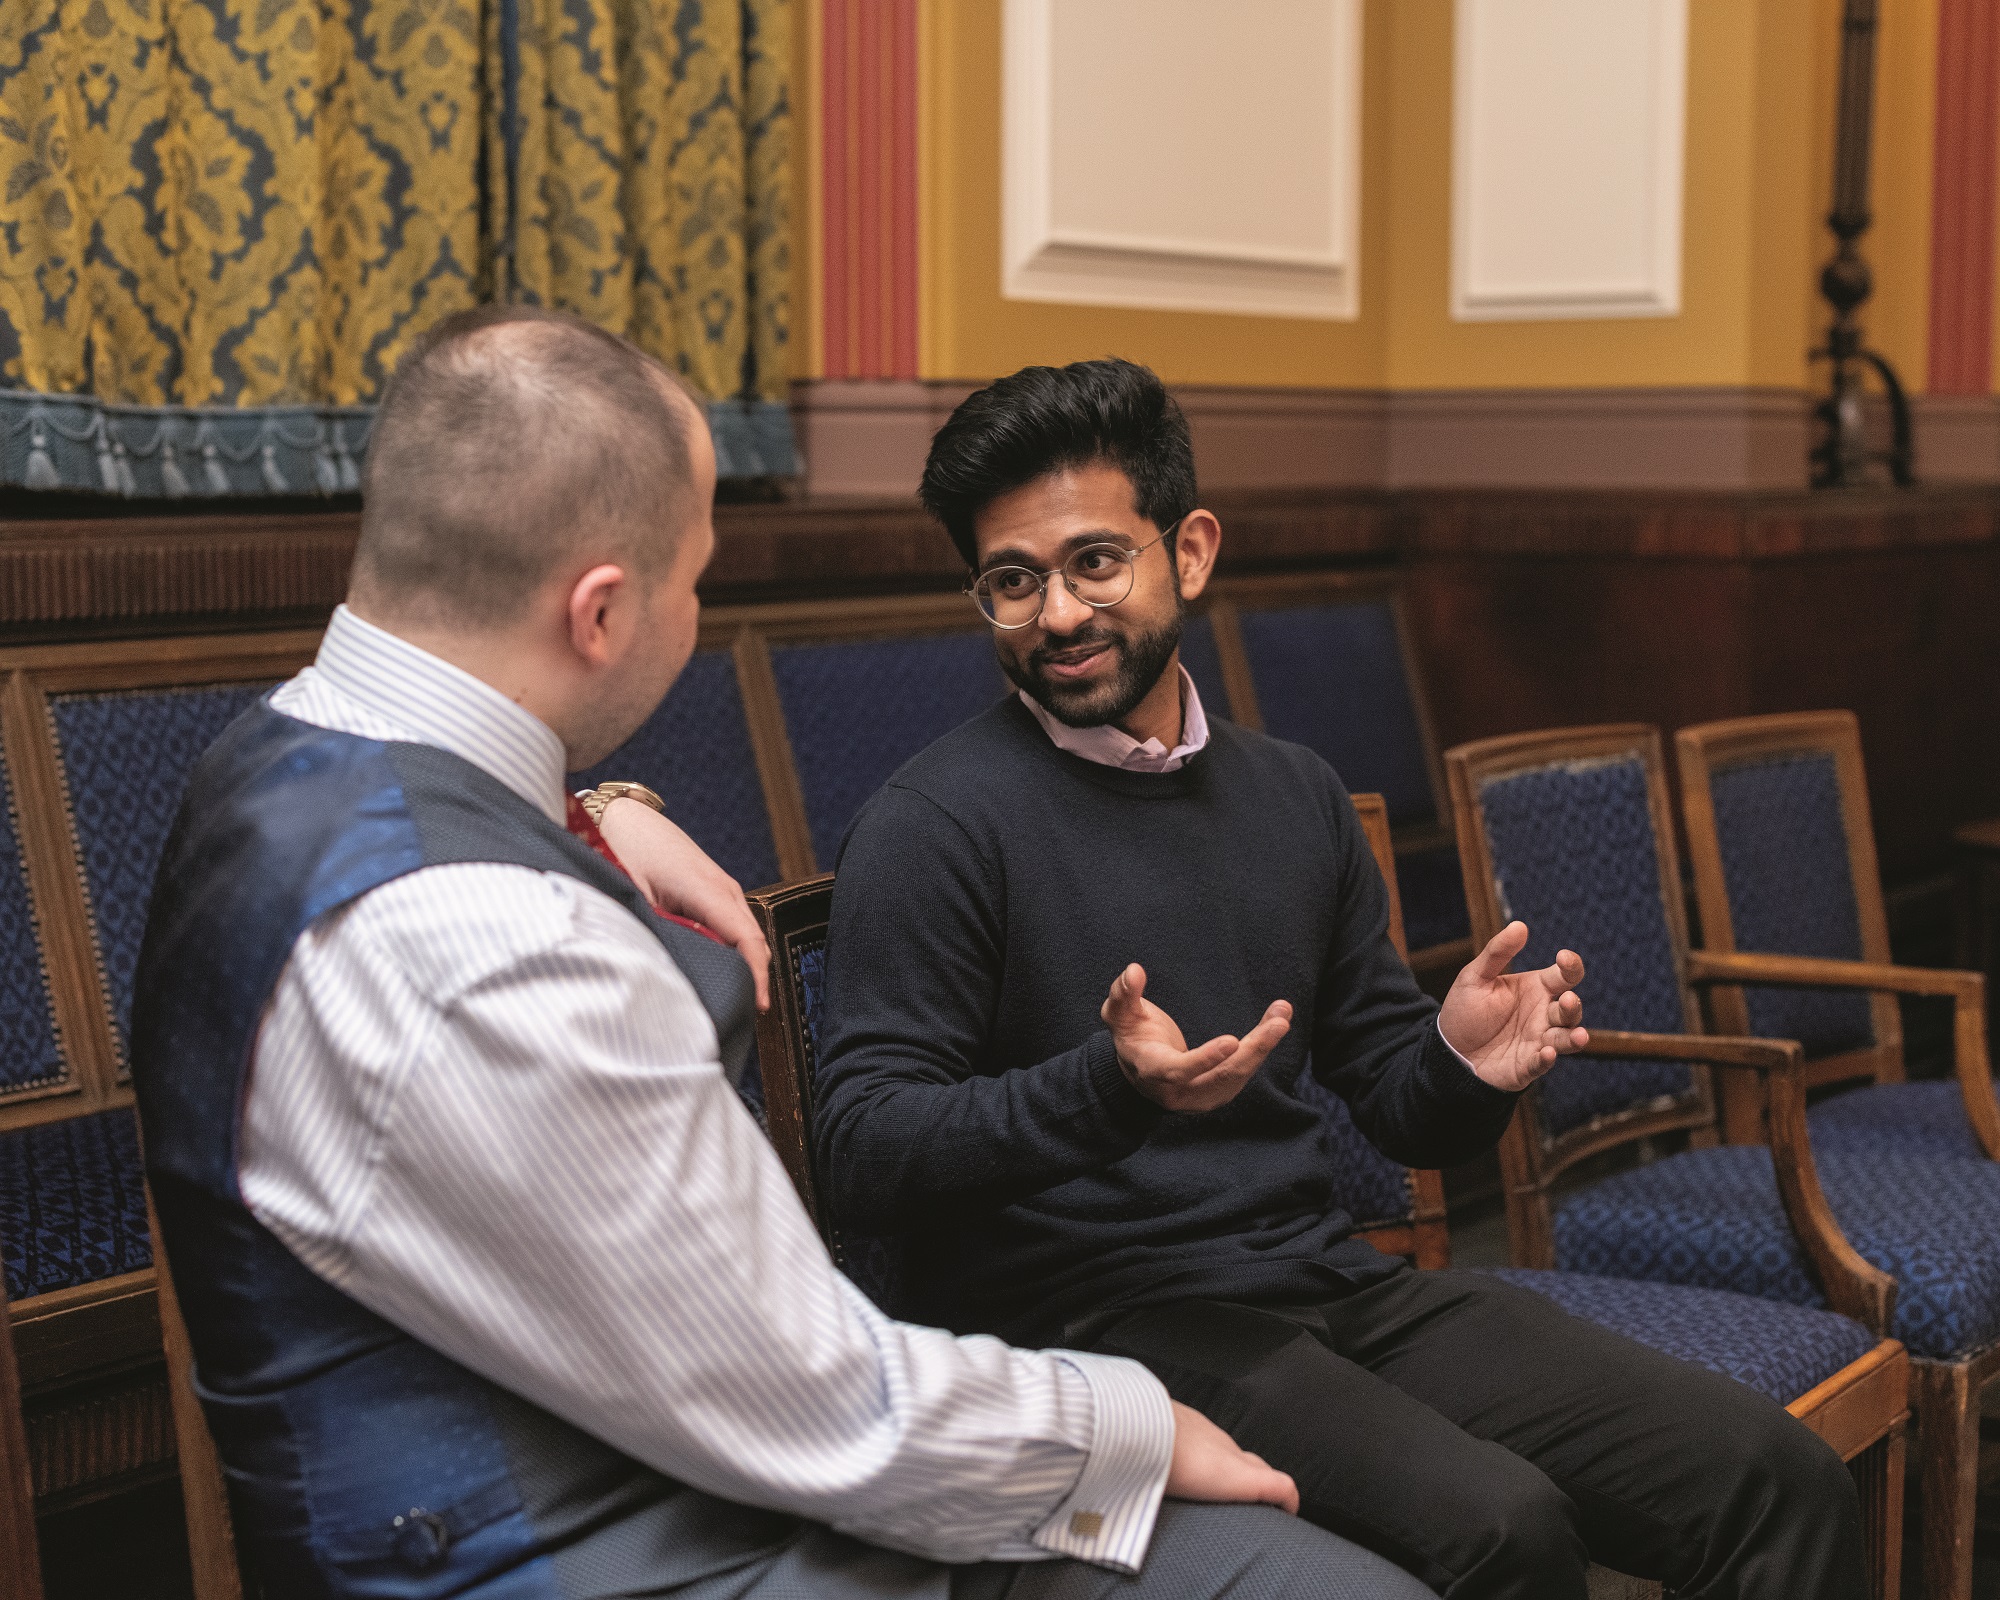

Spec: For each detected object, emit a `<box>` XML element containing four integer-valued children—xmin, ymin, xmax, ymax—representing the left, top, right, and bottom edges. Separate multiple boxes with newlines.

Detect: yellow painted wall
<box><xmin>874</xmin><ymin>0</ymin><xmax>1946</xmax><ymax>393</ymax></box>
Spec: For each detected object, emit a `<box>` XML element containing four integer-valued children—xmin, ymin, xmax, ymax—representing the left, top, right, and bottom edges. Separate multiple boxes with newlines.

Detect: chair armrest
<box><xmin>1578</xmin><ymin>1030</ymin><xmax>1899</xmax><ymax>1335</ymax></box>
<box><xmin>1685</xmin><ymin>951</ymin><xmax>2000</xmax><ymax>1162</ymax></box>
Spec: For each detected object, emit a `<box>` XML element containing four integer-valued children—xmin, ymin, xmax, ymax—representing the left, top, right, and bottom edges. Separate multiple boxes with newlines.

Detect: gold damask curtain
<box><xmin>0</xmin><ymin>0</ymin><xmax>792</xmax><ymax>494</ymax></box>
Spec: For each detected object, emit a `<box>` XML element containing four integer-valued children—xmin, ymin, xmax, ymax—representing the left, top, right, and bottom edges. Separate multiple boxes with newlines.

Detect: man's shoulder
<box><xmin>1201</xmin><ymin>716</ymin><xmax>1345</xmax><ymax>795</ymax></box>
<box><xmin>851</xmin><ymin>699</ymin><xmax>1037</xmax><ymax>823</ymax></box>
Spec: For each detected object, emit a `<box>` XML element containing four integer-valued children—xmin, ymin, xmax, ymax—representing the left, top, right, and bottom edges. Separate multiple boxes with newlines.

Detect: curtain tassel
<box><xmin>24</xmin><ymin>416</ymin><xmax>60</xmax><ymax>490</ymax></box>
<box><xmin>112</xmin><ymin>438</ymin><xmax>136</xmax><ymax>496</ymax></box>
<box><xmin>159</xmin><ymin>440</ymin><xmax>190</xmax><ymax>498</ymax></box>
<box><xmin>196</xmin><ymin>422</ymin><xmax>231</xmax><ymax>494</ymax></box>
<box><xmin>93</xmin><ymin>417</ymin><xmax>119</xmax><ymax>494</ymax></box>
<box><xmin>260</xmin><ymin>439</ymin><xmax>289</xmax><ymax>494</ymax></box>
<box><xmin>331</xmin><ymin>424</ymin><xmax>361</xmax><ymax>491</ymax></box>
<box><xmin>312</xmin><ymin>435</ymin><xmax>339</xmax><ymax>495</ymax></box>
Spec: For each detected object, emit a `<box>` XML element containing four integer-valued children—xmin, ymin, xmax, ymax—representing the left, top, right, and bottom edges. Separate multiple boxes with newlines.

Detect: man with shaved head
<box><xmin>130</xmin><ymin>307</ymin><xmax>1426</xmax><ymax>1600</ymax></box>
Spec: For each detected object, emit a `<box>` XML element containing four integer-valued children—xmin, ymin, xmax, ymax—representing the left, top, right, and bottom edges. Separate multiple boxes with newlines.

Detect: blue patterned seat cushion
<box><xmin>50</xmin><ymin>682</ymin><xmax>275</xmax><ymax>1055</ymax></box>
<box><xmin>1555</xmin><ymin>1144</ymin><xmax>2000</xmax><ymax>1358</ymax></box>
<box><xmin>1807</xmin><ymin>1081</ymin><xmax>1986</xmax><ymax>1161</ymax></box>
<box><xmin>1238</xmin><ymin>602</ymin><xmax>1435</xmax><ymax>826</ymax></box>
<box><xmin>771</xmin><ymin>632</ymin><xmax>1005</xmax><ymax>869</ymax></box>
<box><xmin>0</xmin><ymin>1108</ymin><xmax>152</xmax><ymax>1301</ymax></box>
<box><xmin>1477</xmin><ymin>757</ymin><xmax>1695</xmax><ymax>1138</ymax></box>
<box><xmin>570</xmin><ymin>649</ymin><xmax>782</xmax><ymax>892</ymax></box>
<box><xmin>1708</xmin><ymin>752</ymin><xmax>1874</xmax><ymax>1058</ymax></box>
<box><xmin>1394</xmin><ymin>840</ymin><xmax>1471</xmax><ymax>953</ymax></box>
<box><xmin>1484</xmin><ymin>1268</ymin><xmax>1876</xmax><ymax>1406</ymax></box>
<box><xmin>1293</xmin><ymin>1061</ymin><xmax>1415</xmax><ymax>1228</ymax></box>
<box><xmin>0</xmin><ymin>756</ymin><xmax>65</xmax><ymax>1096</ymax></box>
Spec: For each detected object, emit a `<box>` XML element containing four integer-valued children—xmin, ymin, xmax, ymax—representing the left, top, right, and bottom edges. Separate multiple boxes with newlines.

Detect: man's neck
<box><xmin>1111</xmin><ymin>651</ymin><xmax>1186</xmax><ymax>747</ymax></box>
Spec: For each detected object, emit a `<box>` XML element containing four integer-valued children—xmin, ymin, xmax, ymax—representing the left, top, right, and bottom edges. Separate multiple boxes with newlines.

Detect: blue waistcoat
<box><xmin>130</xmin><ymin>701</ymin><xmax>796</xmax><ymax>1600</ymax></box>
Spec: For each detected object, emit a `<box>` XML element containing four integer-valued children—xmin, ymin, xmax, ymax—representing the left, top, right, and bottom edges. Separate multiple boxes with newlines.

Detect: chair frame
<box><xmin>0</xmin><ymin>1240</ymin><xmax>45</xmax><ymax>1600</ymax></box>
<box><xmin>1448</xmin><ymin>723</ymin><xmax>1927</xmax><ymax>1600</ymax></box>
<box><xmin>1674</xmin><ymin>710</ymin><xmax>2000</xmax><ymax>1159</ymax></box>
<box><xmin>1675</xmin><ymin>709</ymin><xmax>2000</xmax><ymax>1598</ymax></box>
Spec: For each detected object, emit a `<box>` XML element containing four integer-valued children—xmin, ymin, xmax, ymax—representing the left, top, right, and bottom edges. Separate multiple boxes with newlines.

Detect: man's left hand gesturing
<box><xmin>1438</xmin><ymin>921</ymin><xmax>1588</xmax><ymax>1092</ymax></box>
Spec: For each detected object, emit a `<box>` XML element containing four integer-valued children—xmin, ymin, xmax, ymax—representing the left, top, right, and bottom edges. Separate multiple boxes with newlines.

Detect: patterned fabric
<box><xmin>51</xmin><ymin>682</ymin><xmax>272</xmax><ymax>1056</ymax></box>
<box><xmin>0</xmin><ymin>751</ymin><xmax>63</xmax><ymax>1096</ymax></box>
<box><xmin>1237</xmin><ymin>603</ymin><xmax>1435</xmax><ymax>825</ymax></box>
<box><xmin>0</xmin><ymin>1106</ymin><xmax>151</xmax><ymax>1300</ymax></box>
<box><xmin>1</xmin><ymin>0</ymin><xmax>794</xmax><ymax>490</ymax></box>
<box><xmin>1483</xmin><ymin>1268</ymin><xmax>1876</xmax><ymax>1406</ymax></box>
<box><xmin>1807</xmin><ymin>1081</ymin><xmax>1987</xmax><ymax>1161</ymax></box>
<box><xmin>1554</xmin><ymin>1144</ymin><xmax>2000</xmax><ymax>1359</ymax></box>
<box><xmin>571</xmin><ymin>649</ymin><xmax>782</xmax><ymax>892</ymax></box>
<box><xmin>1708</xmin><ymin>753</ymin><xmax>1874</xmax><ymax>1058</ymax></box>
<box><xmin>1394</xmin><ymin>840</ymin><xmax>1472</xmax><ymax>954</ymax></box>
<box><xmin>1293</xmin><ymin>1061</ymin><xmax>1414</xmax><ymax>1228</ymax></box>
<box><xmin>1179</xmin><ymin>614</ymin><xmax>1231</xmax><ymax>723</ymax></box>
<box><xmin>772</xmin><ymin>632</ymin><xmax>1005</xmax><ymax>869</ymax></box>
<box><xmin>1476</xmin><ymin>757</ymin><xmax>1694</xmax><ymax>1138</ymax></box>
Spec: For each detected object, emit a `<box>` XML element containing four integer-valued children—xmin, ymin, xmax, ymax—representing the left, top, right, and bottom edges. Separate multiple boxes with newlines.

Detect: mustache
<box><xmin>1028</xmin><ymin>623</ymin><xmax>1122</xmax><ymax>672</ymax></box>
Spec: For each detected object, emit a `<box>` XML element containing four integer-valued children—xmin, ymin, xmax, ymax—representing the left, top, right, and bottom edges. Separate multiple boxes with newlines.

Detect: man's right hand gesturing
<box><xmin>1101</xmin><ymin>963</ymin><xmax>1292</xmax><ymax>1113</ymax></box>
<box><xmin>1166</xmin><ymin>1402</ymin><xmax>1299</xmax><ymax>1513</ymax></box>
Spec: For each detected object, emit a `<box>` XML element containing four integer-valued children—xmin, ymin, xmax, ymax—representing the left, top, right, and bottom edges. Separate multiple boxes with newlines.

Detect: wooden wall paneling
<box><xmin>8</xmin><ymin>1275</ymin><xmax>159</xmax><ymax>1395</ymax></box>
<box><xmin>0</xmin><ymin>1256</ymin><xmax>43</xmax><ymax>1599</ymax></box>
<box><xmin>0</xmin><ymin>670</ymin><xmax>120</xmax><ymax>1125</ymax></box>
<box><xmin>730</xmin><ymin>628</ymin><xmax>819</xmax><ymax>882</ymax></box>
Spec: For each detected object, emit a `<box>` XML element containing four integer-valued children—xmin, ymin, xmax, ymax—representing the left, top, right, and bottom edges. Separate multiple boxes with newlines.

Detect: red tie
<box><xmin>564</xmin><ymin>792</ymin><xmax>727</xmax><ymax>947</ymax></box>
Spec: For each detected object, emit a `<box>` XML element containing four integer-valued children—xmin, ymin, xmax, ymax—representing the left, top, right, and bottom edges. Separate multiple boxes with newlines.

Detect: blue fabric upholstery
<box><xmin>1484</xmin><ymin>1267</ymin><xmax>1876</xmax><ymax>1406</ymax></box>
<box><xmin>1808</xmin><ymin>1081</ymin><xmax>1986</xmax><ymax>1161</ymax></box>
<box><xmin>0</xmin><ymin>753</ymin><xmax>64</xmax><ymax>1097</ymax></box>
<box><xmin>50</xmin><ymin>682</ymin><xmax>274</xmax><ymax>1054</ymax></box>
<box><xmin>1393</xmin><ymin>839</ymin><xmax>1472</xmax><ymax>953</ymax></box>
<box><xmin>771</xmin><ymin>632</ymin><xmax>1005</xmax><ymax>869</ymax></box>
<box><xmin>0</xmin><ymin>1107</ymin><xmax>151</xmax><ymax>1301</ymax></box>
<box><xmin>1555</xmin><ymin>1144</ymin><xmax>2000</xmax><ymax>1359</ymax></box>
<box><xmin>1293</xmin><ymin>1061</ymin><xmax>1414</xmax><ymax>1228</ymax></box>
<box><xmin>1476</xmin><ymin>756</ymin><xmax>1694</xmax><ymax>1138</ymax></box>
<box><xmin>1179</xmin><ymin>613</ymin><xmax>1232</xmax><ymax>722</ymax></box>
<box><xmin>1708</xmin><ymin>753</ymin><xmax>1874</xmax><ymax>1057</ymax></box>
<box><xmin>570</xmin><ymin>649</ymin><xmax>782</xmax><ymax>892</ymax></box>
<box><xmin>1237</xmin><ymin>602</ymin><xmax>1435</xmax><ymax>825</ymax></box>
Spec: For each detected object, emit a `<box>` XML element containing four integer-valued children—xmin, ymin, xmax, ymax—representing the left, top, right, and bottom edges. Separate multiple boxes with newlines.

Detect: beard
<box><xmin>1000</xmin><ymin>610</ymin><xmax>1185</xmax><ymax>729</ymax></box>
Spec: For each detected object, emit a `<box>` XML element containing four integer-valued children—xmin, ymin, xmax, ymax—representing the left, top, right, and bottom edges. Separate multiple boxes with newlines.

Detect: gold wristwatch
<box><xmin>580</xmin><ymin>780</ymin><xmax>667</xmax><ymax>828</ymax></box>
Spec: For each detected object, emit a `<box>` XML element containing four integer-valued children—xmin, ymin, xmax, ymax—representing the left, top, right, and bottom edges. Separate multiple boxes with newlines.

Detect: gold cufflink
<box><xmin>1069</xmin><ymin>1511</ymin><xmax>1103</xmax><ymax>1538</ymax></box>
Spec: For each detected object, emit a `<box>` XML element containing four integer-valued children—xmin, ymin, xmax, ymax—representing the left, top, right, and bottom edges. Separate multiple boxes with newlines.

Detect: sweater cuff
<box><xmin>1082</xmin><ymin>1030</ymin><xmax>1166</xmax><ymax>1138</ymax></box>
<box><xmin>1419</xmin><ymin>1019</ymin><xmax>1518</xmax><ymax>1115</ymax></box>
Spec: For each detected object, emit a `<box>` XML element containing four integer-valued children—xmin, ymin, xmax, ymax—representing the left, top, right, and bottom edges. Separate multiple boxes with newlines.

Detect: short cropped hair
<box><xmin>919</xmin><ymin>358</ymin><xmax>1196</xmax><ymax>568</ymax></box>
<box><xmin>353</xmin><ymin>304</ymin><xmax>692</xmax><ymax>628</ymax></box>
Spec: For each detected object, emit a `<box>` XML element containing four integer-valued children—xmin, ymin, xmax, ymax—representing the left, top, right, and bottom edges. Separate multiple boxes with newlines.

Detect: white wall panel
<box><xmin>1003</xmin><ymin>0</ymin><xmax>1362</xmax><ymax>320</ymax></box>
<box><xmin>1451</xmin><ymin>0</ymin><xmax>1687</xmax><ymax>321</ymax></box>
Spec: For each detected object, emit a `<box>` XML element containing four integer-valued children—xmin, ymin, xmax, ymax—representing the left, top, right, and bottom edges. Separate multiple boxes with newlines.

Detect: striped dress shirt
<box><xmin>242</xmin><ymin>605</ymin><xmax>1174</xmax><ymax>1572</ymax></box>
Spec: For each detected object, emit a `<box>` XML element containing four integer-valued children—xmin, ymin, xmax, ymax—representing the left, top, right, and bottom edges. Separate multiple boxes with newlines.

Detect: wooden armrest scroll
<box><xmin>1686</xmin><ymin>951</ymin><xmax>2000</xmax><ymax>1163</ymax></box>
<box><xmin>1581</xmin><ymin>1029</ymin><xmax>1898</xmax><ymax>1335</ymax></box>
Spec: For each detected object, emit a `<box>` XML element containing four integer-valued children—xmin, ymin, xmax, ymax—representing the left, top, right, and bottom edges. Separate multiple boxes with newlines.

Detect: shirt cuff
<box><xmin>1026</xmin><ymin>1351</ymin><xmax>1174</xmax><ymax>1573</ymax></box>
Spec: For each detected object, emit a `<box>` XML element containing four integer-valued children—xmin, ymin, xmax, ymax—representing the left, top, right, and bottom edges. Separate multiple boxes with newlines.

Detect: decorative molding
<box><xmin>819</xmin><ymin>0</ymin><xmax>920</xmax><ymax>379</ymax></box>
<box><xmin>1912</xmin><ymin>394</ymin><xmax>2000</xmax><ymax>483</ymax></box>
<box><xmin>1386</xmin><ymin>388</ymin><xmax>1808</xmax><ymax>491</ymax></box>
<box><xmin>1451</xmin><ymin>0</ymin><xmax>1687</xmax><ymax>321</ymax></box>
<box><xmin>1927</xmin><ymin>0</ymin><xmax>2000</xmax><ymax>395</ymax></box>
<box><xmin>1001</xmin><ymin>0</ymin><xmax>1361</xmax><ymax>320</ymax></box>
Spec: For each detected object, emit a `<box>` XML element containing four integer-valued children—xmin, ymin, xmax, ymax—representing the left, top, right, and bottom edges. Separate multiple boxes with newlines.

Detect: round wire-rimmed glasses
<box><xmin>964</xmin><ymin>518</ymin><xmax>1181</xmax><ymax>630</ymax></box>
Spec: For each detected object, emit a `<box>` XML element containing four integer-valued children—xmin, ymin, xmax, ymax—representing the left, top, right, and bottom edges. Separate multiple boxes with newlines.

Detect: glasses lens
<box><xmin>975</xmin><ymin>567</ymin><xmax>1044</xmax><ymax>627</ymax></box>
<box><xmin>1065</xmin><ymin>544</ymin><xmax>1136</xmax><ymax>606</ymax></box>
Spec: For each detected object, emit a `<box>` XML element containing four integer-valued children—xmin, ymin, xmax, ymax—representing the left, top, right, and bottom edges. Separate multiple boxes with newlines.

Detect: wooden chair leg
<box><xmin>1914</xmin><ymin>1360</ymin><xmax>1980</xmax><ymax>1600</ymax></box>
<box><xmin>1852</xmin><ymin>1419</ymin><xmax>1906</xmax><ymax>1600</ymax></box>
<box><xmin>0</xmin><ymin>1304</ymin><xmax>46</xmax><ymax>1600</ymax></box>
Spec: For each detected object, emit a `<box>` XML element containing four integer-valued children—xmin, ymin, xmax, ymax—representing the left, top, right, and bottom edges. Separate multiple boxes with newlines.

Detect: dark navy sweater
<box><xmin>814</xmin><ymin>697</ymin><xmax>1517</xmax><ymax>1345</ymax></box>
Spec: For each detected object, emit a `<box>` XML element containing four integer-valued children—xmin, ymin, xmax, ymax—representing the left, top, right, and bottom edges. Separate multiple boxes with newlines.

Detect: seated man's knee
<box><xmin>1448</xmin><ymin>1455</ymin><xmax>1586</xmax><ymax>1592</ymax></box>
<box><xmin>1162</xmin><ymin>1502</ymin><xmax>1433</xmax><ymax>1600</ymax></box>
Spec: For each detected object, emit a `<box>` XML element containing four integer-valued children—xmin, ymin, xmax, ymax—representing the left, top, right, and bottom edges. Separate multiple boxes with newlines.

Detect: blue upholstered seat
<box><xmin>0</xmin><ymin>1107</ymin><xmax>151</xmax><ymax>1301</ymax></box>
<box><xmin>1485</xmin><ymin>1268</ymin><xmax>1876</xmax><ymax>1406</ymax></box>
<box><xmin>1391</xmin><ymin>840</ymin><xmax>1473</xmax><ymax>954</ymax></box>
<box><xmin>0</xmin><ymin>753</ymin><xmax>65</xmax><ymax>1100</ymax></box>
<box><xmin>770</xmin><ymin>631</ymin><xmax>1006</xmax><ymax>868</ymax></box>
<box><xmin>571</xmin><ymin>648</ymin><xmax>782</xmax><ymax>891</ymax></box>
<box><xmin>1554</xmin><ymin>1145</ymin><xmax>2000</xmax><ymax>1360</ymax></box>
<box><xmin>49</xmin><ymin>681</ymin><xmax>276</xmax><ymax>1053</ymax></box>
<box><xmin>1807</xmin><ymin>1081</ymin><xmax>1986</xmax><ymax>1161</ymax></box>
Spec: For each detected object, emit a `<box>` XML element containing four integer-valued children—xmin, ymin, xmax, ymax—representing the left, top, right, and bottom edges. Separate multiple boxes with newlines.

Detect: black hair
<box><xmin>919</xmin><ymin>358</ymin><xmax>1196</xmax><ymax>569</ymax></box>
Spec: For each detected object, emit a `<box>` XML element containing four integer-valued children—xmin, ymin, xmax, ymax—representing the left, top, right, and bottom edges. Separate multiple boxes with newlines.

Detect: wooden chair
<box><xmin>1447</xmin><ymin>723</ymin><xmax>1999</xmax><ymax>1599</ymax></box>
<box><xmin>1674</xmin><ymin>709</ymin><xmax>2000</xmax><ymax>1162</ymax></box>
<box><xmin>0</xmin><ymin>1228</ymin><xmax>46</xmax><ymax>1600</ymax></box>
<box><xmin>751</xmin><ymin>794</ymin><xmax>1908</xmax><ymax>1597</ymax></box>
<box><xmin>1674</xmin><ymin>709</ymin><xmax>2000</xmax><ymax>1598</ymax></box>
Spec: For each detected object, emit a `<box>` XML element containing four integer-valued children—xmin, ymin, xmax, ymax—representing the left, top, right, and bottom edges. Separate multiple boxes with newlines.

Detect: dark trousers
<box><xmin>1085</xmin><ymin>1269</ymin><xmax>1868</xmax><ymax>1600</ymax></box>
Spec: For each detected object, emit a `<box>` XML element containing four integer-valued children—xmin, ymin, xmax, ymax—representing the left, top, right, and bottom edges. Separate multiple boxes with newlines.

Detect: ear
<box><xmin>564</xmin><ymin>563</ymin><xmax>633</xmax><ymax>668</ymax></box>
<box><xmin>1172</xmin><ymin>509</ymin><xmax>1222</xmax><ymax>602</ymax></box>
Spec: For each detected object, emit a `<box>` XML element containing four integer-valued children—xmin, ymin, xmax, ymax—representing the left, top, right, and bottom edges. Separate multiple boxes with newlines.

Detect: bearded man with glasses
<box><xmin>813</xmin><ymin>359</ymin><xmax>1868</xmax><ymax>1600</ymax></box>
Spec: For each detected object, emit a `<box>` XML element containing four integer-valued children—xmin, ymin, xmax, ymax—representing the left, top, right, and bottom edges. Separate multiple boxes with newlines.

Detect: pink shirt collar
<box><xmin>1020</xmin><ymin>664</ymin><xmax>1211</xmax><ymax>774</ymax></box>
